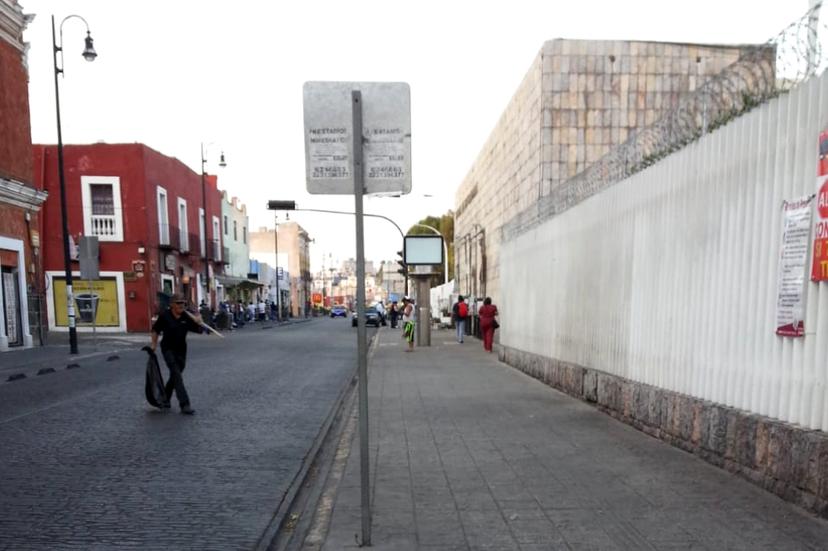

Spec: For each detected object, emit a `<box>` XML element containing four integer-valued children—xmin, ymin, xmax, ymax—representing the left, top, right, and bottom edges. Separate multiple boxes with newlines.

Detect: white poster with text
<box><xmin>776</xmin><ymin>195</ymin><xmax>814</xmax><ymax>337</ymax></box>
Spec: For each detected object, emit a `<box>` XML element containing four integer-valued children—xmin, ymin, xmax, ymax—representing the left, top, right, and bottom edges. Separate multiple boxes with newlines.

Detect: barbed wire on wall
<box><xmin>581</xmin><ymin>4</ymin><xmax>827</xmax><ymax>199</ymax></box>
<box><xmin>503</xmin><ymin>3</ymin><xmax>828</xmax><ymax>241</ymax></box>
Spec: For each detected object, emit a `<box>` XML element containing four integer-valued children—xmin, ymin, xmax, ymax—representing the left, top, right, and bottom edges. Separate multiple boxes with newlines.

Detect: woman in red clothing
<box><xmin>478</xmin><ymin>297</ymin><xmax>498</xmax><ymax>353</ymax></box>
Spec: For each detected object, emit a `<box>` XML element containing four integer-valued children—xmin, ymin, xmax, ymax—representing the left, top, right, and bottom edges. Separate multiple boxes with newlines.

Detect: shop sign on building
<box><xmin>52</xmin><ymin>276</ymin><xmax>121</xmax><ymax>327</ymax></box>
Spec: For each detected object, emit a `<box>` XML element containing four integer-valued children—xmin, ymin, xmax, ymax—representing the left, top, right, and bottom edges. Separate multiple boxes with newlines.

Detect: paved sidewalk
<box><xmin>0</xmin><ymin>332</ymin><xmax>149</xmax><ymax>375</ymax></box>
<box><xmin>320</xmin><ymin>328</ymin><xmax>828</xmax><ymax>550</ymax></box>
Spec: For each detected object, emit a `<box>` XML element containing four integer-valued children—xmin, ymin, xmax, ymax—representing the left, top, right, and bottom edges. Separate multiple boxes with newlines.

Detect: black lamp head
<box><xmin>82</xmin><ymin>31</ymin><xmax>97</xmax><ymax>62</ymax></box>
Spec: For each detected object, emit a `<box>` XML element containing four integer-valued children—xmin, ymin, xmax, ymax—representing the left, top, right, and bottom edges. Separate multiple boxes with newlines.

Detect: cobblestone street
<box><xmin>0</xmin><ymin>318</ymin><xmax>360</xmax><ymax>550</ymax></box>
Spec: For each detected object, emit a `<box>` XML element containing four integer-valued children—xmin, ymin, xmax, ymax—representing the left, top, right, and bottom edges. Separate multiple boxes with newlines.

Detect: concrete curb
<box><xmin>254</xmin><ymin>329</ymin><xmax>379</xmax><ymax>550</ymax></box>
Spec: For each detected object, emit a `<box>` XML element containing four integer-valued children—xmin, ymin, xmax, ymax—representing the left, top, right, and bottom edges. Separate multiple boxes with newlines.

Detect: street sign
<box><xmin>78</xmin><ymin>236</ymin><xmax>99</xmax><ymax>280</ymax></box>
<box><xmin>303</xmin><ymin>81</ymin><xmax>411</xmax><ymax>195</ymax></box>
<box><xmin>404</xmin><ymin>235</ymin><xmax>444</xmax><ymax>266</ymax></box>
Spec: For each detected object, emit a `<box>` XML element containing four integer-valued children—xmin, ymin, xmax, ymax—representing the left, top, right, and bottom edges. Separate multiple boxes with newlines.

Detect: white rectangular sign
<box><xmin>404</xmin><ymin>235</ymin><xmax>444</xmax><ymax>265</ymax></box>
<box><xmin>776</xmin><ymin>195</ymin><xmax>814</xmax><ymax>337</ymax></box>
<box><xmin>303</xmin><ymin>81</ymin><xmax>411</xmax><ymax>195</ymax></box>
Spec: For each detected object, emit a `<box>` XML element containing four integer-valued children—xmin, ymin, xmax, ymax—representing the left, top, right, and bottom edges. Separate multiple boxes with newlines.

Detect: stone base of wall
<box><xmin>500</xmin><ymin>346</ymin><xmax>828</xmax><ymax>518</ymax></box>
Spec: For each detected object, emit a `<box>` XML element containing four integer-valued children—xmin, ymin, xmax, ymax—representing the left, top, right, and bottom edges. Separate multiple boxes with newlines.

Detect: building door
<box><xmin>2</xmin><ymin>268</ymin><xmax>22</xmax><ymax>346</ymax></box>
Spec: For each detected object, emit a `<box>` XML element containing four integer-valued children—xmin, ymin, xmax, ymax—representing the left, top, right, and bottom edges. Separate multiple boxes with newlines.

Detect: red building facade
<box><xmin>33</xmin><ymin>143</ymin><xmax>225</xmax><ymax>333</ymax></box>
<box><xmin>0</xmin><ymin>1</ymin><xmax>47</xmax><ymax>351</ymax></box>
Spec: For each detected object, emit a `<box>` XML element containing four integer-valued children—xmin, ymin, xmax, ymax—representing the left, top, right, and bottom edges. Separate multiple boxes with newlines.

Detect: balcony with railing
<box><xmin>179</xmin><ymin>233</ymin><xmax>198</xmax><ymax>256</ymax></box>
<box><xmin>158</xmin><ymin>224</ymin><xmax>180</xmax><ymax>250</ymax></box>
<box><xmin>210</xmin><ymin>239</ymin><xmax>222</xmax><ymax>262</ymax></box>
<box><xmin>178</xmin><ymin>228</ymin><xmax>190</xmax><ymax>252</ymax></box>
<box><xmin>84</xmin><ymin>184</ymin><xmax>123</xmax><ymax>241</ymax></box>
<box><xmin>89</xmin><ymin>214</ymin><xmax>119</xmax><ymax>239</ymax></box>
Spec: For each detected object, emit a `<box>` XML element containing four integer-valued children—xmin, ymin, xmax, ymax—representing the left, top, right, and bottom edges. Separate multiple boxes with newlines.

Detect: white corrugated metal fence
<box><xmin>501</xmin><ymin>71</ymin><xmax>828</xmax><ymax>431</ymax></box>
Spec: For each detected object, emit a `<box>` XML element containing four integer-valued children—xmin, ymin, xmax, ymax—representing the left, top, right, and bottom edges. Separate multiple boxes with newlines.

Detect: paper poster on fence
<box><xmin>777</xmin><ymin>195</ymin><xmax>814</xmax><ymax>337</ymax></box>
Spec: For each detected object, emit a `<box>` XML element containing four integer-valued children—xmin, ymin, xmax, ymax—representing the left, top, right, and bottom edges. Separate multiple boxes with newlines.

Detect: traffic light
<box><xmin>396</xmin><ymin>250</ymin><xmax>407</xmax><ymax>277</ymax></box>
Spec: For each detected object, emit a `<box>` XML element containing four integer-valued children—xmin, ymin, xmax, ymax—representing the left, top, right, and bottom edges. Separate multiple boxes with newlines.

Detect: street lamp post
<box><xmin>200</xmin><ymin>143</ymin><xmax>226</xmax><ymax>307</ymax></box>
<box><xmin>273</xmin><ymin>212</ymin><xmax>281</xmax><ymax>321</ymax></box>
<box><xmin>52</xmin><ymin>14</ymin><xmax>97</xmax><ymax>355</ymax></box>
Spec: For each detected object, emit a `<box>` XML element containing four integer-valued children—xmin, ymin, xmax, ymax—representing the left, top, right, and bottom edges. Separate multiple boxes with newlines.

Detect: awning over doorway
<box><xmin>216</xmin><ymin>275</ymin><xmax>263</xmax><ymax>289</ymax></box>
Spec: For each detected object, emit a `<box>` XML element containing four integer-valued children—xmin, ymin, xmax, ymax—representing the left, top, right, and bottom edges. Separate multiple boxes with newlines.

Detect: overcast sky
<box><xmin>24</xmin><ymin>0</ymin><xmax>814</xmax><ymax>272</ymax></box>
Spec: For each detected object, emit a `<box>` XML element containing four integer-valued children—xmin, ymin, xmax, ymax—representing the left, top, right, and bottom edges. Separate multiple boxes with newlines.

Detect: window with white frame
<box><xmin>81</xmin><ymin>176</ymin><xmax>123</xmax><ymax>241</ymax></box>
<box><xmin>157</xmin><ymin>187</ymin><xmax>170</xmax><ymax>246</ymax></box>
<box><xmin>243</xmin><ymin>226</ymin><xmax>247</xmax><ymax>244</ymax></box>
<box><xmin>199</xmin><ymin>208</ymin><xmax>206</xmax><ymax>257</ymax></box>
<box><xmin>212</xmin><ymin>216</ymin><xmax>221</xmax><ymax>261</ymax></box>
<box><xmin>177</xmin><ymin>198</ymin><xmax>189</xmax><ymax>252</ymax></box>
<box><xmin>223</xmin><ymin>215</ymin><xmax>228</xmax><ymax>236</ymax></box>
<box><xmin>233</xmin><ymin>220</ymin><xmax>238</xmax><ymax>241</ymax></box>
<box><xmin>160</xmin><ymin>274</ymin><xmax>175</xmax><ymax>296</ymax></box>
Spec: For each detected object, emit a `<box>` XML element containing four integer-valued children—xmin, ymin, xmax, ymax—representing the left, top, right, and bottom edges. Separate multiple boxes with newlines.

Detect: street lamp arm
<box><xmin>293</xmin><ymin>208</ymin><xmax>405</xmax><ymax>240</ymax></box>
<box><xmin>410</xmin><ymin>223</ymin><xmax>440</xmax><ymax>236</ymax></box>
<box><xmin>59</xmin><ymin>14</ymin><xmax>92</xmax><ymax>35</ymax></box>
<box><xmin>201</xmin><ymin>142</ymin><xmax>217</xmax><ymax>172</ymax></box>
<box><xmin>55</xmin><ymin>15</ymin><xmax>94</xmax><ymax>74</ymax></box>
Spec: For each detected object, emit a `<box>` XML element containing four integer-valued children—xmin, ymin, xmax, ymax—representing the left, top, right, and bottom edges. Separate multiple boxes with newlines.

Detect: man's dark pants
<box><xmin>162</xmin><ymin>349</ymin><xmax>190</xmax><ymax>407</ymax></box>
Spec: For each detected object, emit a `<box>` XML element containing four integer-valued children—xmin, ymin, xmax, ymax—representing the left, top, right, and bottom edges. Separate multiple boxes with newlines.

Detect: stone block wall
<box><xmin>501</xmin><ymin>345</ymin><xmax>828</xmax><ymax>518</ymax></box>
<box><xmin>538</xmin><ymin>40</ymin><xmax>743</xmax><ymax>193</ymax></box>
<box><xmin>454</xmin><ymin>53</ymin><xmax>543</xmax><ymax>300</ymax></box>
<box><xmin>455</xmin><ymin>39</ymin><xmax>749</xmax><ymax>307</ymax></box>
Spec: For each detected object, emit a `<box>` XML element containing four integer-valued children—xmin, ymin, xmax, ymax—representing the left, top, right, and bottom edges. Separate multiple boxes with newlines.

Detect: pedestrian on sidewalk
<box><xmin>452</xmin><ymin>295</ymin><xmax>469</xmax><ymax>343</ymax></box>
<box><xmin>402</xmin><ymin>297</ymin><xmax>415</xmax><ymax>352</ymax></box>
<box><xmin>389</xmin><ymin>301</ymin><xmax>399</xmax><ymax>328</ymax></box>
<box><xmin>478</xmin><ymin>297</ymin><xmax>498</xmax><ymax>353</ymax></box>
<box><xmin>150</xmin><ymin>293</ymin><xmax>204</xmax><ymax>414</ymax></box>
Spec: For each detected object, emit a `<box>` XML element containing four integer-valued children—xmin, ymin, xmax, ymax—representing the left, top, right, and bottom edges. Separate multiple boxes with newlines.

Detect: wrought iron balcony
<box><xmin>158</xmin><ymin>224</ymin><xmax>180</xmax><ymax>249</ymax></box>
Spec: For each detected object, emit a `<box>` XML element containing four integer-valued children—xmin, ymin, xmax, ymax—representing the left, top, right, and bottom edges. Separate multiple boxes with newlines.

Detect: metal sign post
<box><xmin>303</xmin><ymin>81</ymin><xmax>411</xmax><ymax>547</ymax></box>
<box><xmin>87</xmin><ymin>277</ymin><xmax>97</xmax><ymax>350</ymax></box>
<box><xmin>79</xmin><ymin>236</ymin><xmax>99</xmax><ymax>350</ymax></box>
<box><xmin>351</xmin><ymin>90</ymin><xmax>371</xmax><ymax>545</ymax></box>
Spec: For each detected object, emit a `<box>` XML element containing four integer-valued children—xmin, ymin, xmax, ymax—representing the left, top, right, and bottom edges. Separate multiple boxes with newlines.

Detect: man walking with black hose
<box><xmin>150</xmin><ymin>293</ymin><xmax>205</xmax><ymax>415</ymax></box>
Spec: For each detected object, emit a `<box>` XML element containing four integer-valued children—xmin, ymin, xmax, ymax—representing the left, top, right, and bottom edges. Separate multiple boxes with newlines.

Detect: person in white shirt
<box><xmin>374</xmin><ymin>301</ymin><xmax>386</xmax><ymax>326</ymax></box>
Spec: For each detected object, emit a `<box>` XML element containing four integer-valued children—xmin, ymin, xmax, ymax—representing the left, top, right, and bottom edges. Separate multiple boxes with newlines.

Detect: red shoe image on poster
<box><xmin>810</xmin><ymin>130</ymin><xmax>828</xmax><ymax>281</ymax></box>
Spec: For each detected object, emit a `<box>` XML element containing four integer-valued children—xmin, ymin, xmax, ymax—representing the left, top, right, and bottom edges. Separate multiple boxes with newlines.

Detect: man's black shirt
<box><xmin>152</xmin><ymin>309</ymin><xmax>201</xmax><ymax>354</ymax></box>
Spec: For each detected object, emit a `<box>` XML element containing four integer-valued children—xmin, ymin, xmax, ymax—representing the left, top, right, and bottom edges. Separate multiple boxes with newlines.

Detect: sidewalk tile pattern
<box><xmin>322</xmin><ymin>330</ymin><xmax>828</xmax><ymax>550</ymax></box>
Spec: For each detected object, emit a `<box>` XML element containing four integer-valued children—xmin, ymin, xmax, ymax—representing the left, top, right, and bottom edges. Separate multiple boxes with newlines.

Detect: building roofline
<box><xmin>541</xmin><ymin>37</ymin><xmax>769</xmax><ymax>52</ymax></box>
<box><xmin>32</xmin><ymin>142</ymin><xmax>207</xmax><ymax>178</ymax></box>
